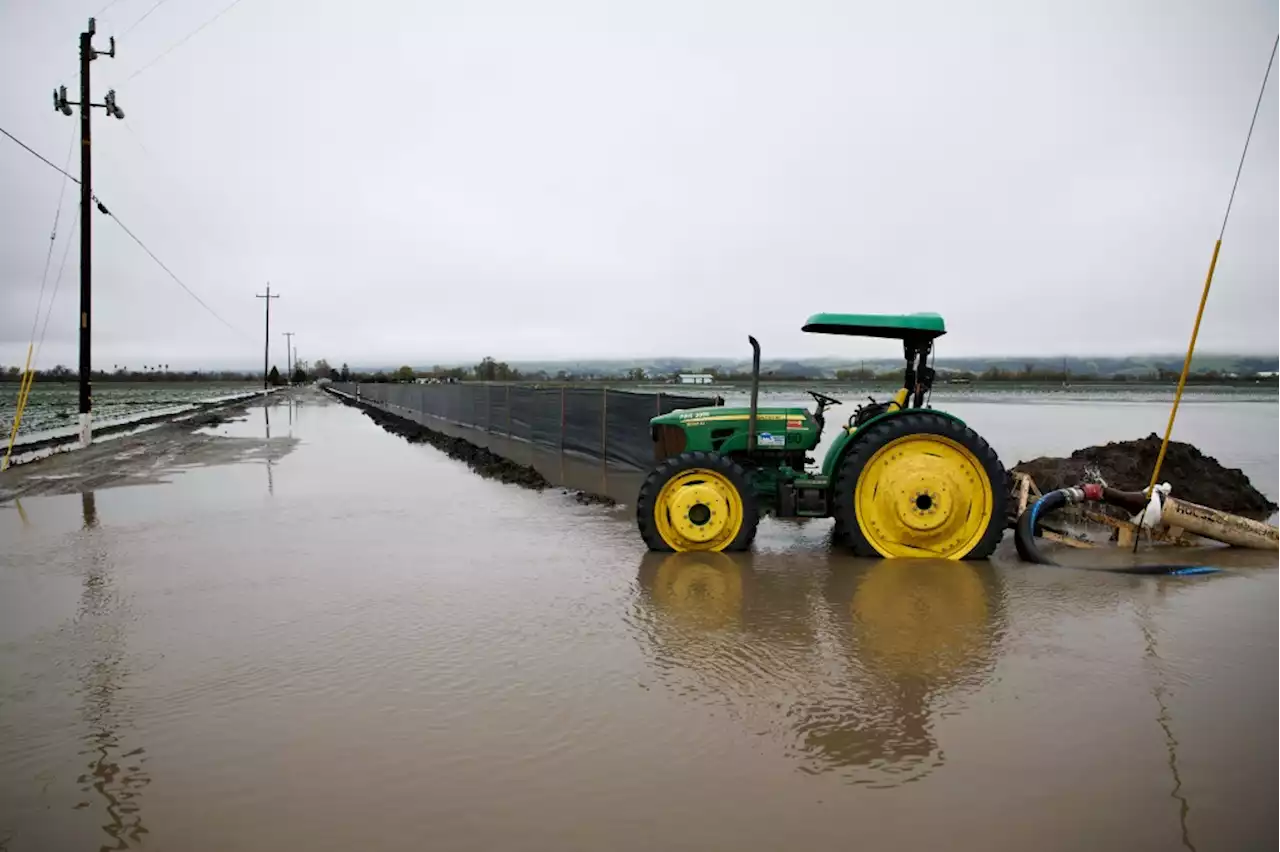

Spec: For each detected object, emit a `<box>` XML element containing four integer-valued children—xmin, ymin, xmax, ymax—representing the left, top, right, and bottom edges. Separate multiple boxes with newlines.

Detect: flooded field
<box><xmin>0</xmin><ymin>390</ymin><xmax>1275</xmax><ymax>851</ymax></box>
<box><xmin>0</xmin><ymin>383</ymin><xmax>260</xmax><ymax>440</ymax></box>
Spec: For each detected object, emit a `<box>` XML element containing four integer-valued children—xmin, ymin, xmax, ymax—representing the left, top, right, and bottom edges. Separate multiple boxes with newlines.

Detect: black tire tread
<box><xmin>831</xmin><ymin>413</ymin><xmax>1007</xmax><ymax>560</ymax></box>
<box><xmin>636</xmin><ymin>451</ymin><xmax>759</xmax><ymax>552</ymax></box>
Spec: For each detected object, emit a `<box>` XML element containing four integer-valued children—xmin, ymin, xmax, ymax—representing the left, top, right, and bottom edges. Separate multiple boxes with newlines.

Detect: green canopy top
<box><xmin>801</xmin><ymin>312</ymin><xmax>946</xmax><ymax>341</ymax></box>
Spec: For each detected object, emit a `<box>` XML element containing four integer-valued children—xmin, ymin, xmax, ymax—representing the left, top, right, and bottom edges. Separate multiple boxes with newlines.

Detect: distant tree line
<box><xmin>342</xmin><ymin>359</ymin><xmax>831</xmax><ymax>384</ymax></box>
<box><xmin>337</xmin><ymin>357</ymin><xmax>1279</xmax><ymax>386</ymax></box>
<box><xmin>0</xmin><ymin>364</ymin><xmax>261</xmax><ymax>383</ymax></box>
<box><xmin>945</xmin><ymin>365</ymin><xmax>1277</xmax><ymax>384</ymax></box>
<box><xmin>0</xmin><ymin>359</ymin><xmax>345</xmax><ymax>385</ymax></box>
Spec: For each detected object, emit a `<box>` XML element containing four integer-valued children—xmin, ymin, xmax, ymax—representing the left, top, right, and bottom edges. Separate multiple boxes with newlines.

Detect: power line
<box><xmin>120</xmin><ymin>117</ymin><xmax>155</xmax><ymax>157</ymax></box>
<box><xmin>1219</xmin><ymin>34</ymin><xmax>1278</xmax><ymax>241</ymax></box>
<box><xmin>35</xmin><ymin>214</ymin><xmax>80</xmax><ymax>366</ymax></box>
<box><xmin>102</xmin><ymin>207</ymin><xmax>249</xmax><ymax>339</ymax></box>
<box><xmin>91</xmin><ymin>0</ymin><xmax>128</xmax><ymax>19</ymax></box>
<box><xmin>2</xmin><ymin>122</ymin><xmax>248</xmax><ymax>341</ymax></box>
<box><xmin>120</xmin><ymin>0</ymin><xmax>172</xmax><ymax>38</ymax></box>
<box><xmin>0</xmin><ymin>125</ymin><xmax>79</xmax><ymax>183</ymax></box>
<box><xmin>28</xmin><ymin>128</ymin><xmax>78</xmax><ymax>346</ymax></box>
<box><xmin>127</xmin><ymin>0</ymin><xmax>249</xmax><ymax>81</ymax></box>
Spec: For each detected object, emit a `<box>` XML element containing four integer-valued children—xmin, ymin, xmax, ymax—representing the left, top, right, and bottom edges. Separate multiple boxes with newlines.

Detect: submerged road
<box><xmin>1</xmin><ymin>390</ymin><xmax>1275</xmax><ymax>851</ymax></box>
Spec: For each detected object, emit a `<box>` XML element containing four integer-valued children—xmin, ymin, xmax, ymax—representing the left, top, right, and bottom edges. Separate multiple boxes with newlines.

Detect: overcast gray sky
<box><xmin>2</xmin><ymin>0</ymin><xmax>1277</xmax><ymax>369</ymax></box>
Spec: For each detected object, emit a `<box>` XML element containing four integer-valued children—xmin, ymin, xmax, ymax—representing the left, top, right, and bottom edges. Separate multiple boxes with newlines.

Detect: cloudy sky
<box><xmin>2</xmin><ymin>0</ymin><xmax>1276</xmax><ymax>370</ymax></box>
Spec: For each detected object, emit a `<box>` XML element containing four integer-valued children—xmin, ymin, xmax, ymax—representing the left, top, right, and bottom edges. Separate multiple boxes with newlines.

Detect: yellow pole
<box><xmin>1146</xmin><ymin>239</ymin><xmax>1221</xmax><ymax>492</ymax></box>
<box><xmin>3</xmin><ymin>344</ymin><xmax>36</xmax><ymax>471</ymax></box>
<box><xmin>17</xmin><ymin>367</ymin><xmax>35</xmax><ymax>422</ymax></box>
<box><xmin>3</xmin><ymin>372</ymin><xmax>35</xmax><ymax>470</ymax></box>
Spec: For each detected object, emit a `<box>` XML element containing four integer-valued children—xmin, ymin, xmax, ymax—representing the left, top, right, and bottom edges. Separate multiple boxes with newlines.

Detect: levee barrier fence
<box><xmin>329</xmin><ymin>383</ymin><xmax>717</xmax><ymax>491</ymax></box>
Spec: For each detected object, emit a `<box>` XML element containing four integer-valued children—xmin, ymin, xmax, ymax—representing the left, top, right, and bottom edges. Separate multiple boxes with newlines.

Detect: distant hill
<box><xmin>356</xmin><ymin>353</ymin><xmax>1279</xmax><ymax>381</ymax></box>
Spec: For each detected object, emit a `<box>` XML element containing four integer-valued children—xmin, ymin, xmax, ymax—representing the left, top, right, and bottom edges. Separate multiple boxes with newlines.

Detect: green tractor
<box><xmin>636</xmin><ymin>313</ymin><xmax>1008</xmax><ymax>558</ymax></box>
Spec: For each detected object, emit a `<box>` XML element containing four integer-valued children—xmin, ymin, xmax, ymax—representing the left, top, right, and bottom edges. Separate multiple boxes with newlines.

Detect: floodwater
<box><xmin>0</xmin><ymin>391</ymin><xmax>1275</xmax><ymax>851</ymax></box>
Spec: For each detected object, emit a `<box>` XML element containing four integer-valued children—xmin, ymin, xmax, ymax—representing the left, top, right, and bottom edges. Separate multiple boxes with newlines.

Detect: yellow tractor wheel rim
<box><xmin>850</xmin><ymin>561</ymin><xmax>989</xmax><ymax>679</ymax></box>
<box><xmin>652</xmin><ymin>553</ymin><xmax>744</xmax><ymax>627</ymax></box>
<box><xmin>854</xmin><ymin>434</ymin><xmax>993</xmax><ymax>559</ymax></box>
<box><xmin>653</xmin><ymin>468</ymin><xmax>745</xmax><ymax>551</ymax></box>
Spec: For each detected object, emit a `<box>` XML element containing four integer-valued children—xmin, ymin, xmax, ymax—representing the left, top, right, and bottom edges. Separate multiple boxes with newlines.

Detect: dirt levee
<box><xmin>356</xmin><ymin>401</ymin><xmax>552</xmax><ymax>490</ymax></box>
<box><xmin>1013</xmin><ymin>433</ymin><xmax>1278</xmax><ymax>516</ymax></box>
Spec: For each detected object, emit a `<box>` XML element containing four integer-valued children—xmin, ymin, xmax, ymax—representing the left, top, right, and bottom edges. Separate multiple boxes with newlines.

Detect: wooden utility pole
<box><xmin>255</xmin><ymin>284</ymin><xmax>279</xmax><ymax>391</ymax></box>
<box><xmin>53</xmin><ymin>17</ymin><xmax>122</xmax><ymax>447</ymax></box>
<box><xmin>283</xmin><ymin>332</ymin><xmax>294</xmax><ymax>382</ymax></box>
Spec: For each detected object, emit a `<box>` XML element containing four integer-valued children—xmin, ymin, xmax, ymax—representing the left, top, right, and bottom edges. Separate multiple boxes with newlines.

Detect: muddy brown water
<box><xmin>1</xmin><ymin>390</ymin><xmax>1275</xmax><ymax>851</ymax></box>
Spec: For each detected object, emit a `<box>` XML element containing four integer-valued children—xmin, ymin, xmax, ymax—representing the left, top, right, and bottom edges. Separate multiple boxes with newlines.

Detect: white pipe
<box><xmin>1161</xmin><ymin>497</ymin><xmax>1278</xmax><ymax>550</ymax></box>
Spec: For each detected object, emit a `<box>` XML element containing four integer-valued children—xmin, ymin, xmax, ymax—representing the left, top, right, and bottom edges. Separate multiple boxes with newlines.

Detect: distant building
<box><xmin>678</xmin><ymin>373</ymin><xmax>714</xmax><ymax>385</ymax></box>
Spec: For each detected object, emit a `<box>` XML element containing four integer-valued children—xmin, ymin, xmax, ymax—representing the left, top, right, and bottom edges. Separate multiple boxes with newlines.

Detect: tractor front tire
<box><xmin>637</xmin><ymin>451</ymin><xmax>759</xmax><ymax>552</ymax></box>
<box><xmin>832</xmin><ymin>413</ymin><xmax>1007</xmax><ymax>560</ymax></box>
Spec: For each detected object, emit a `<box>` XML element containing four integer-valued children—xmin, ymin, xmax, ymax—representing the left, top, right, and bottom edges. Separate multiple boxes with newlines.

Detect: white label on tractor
<box><xmin>757</xmin><ymin>432</ymin><xmax>785</xmax><ymax>447</ymax></box>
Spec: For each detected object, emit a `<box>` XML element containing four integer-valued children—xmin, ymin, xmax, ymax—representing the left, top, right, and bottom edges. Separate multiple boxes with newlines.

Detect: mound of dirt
<box><xmin>356</xmin><ymin>404</ymin><xmax>551</xmax><ymax>490</ymax></box>
<box><xmin>1013</xmin><ymin>434</ymin><xmax>1277</xmax><ymax>517</ymax></box>
<box><xmin>566</xmin><ymin>489</ymin><xmax>618</xmax><ymax>507</ymax></box>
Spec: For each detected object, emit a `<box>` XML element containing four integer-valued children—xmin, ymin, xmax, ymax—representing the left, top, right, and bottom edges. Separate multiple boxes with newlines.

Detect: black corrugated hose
<box><xmin>1014</xmin><ymin>484</ymin><xmax>1220</xmax><ymax>576</ymax></box>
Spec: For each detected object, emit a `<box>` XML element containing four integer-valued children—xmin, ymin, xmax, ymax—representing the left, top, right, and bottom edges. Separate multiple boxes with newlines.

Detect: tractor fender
<box><xmin>819</xmin><ymin>408</ymin><xmax>968</xmax><ymax>480</ymax></box>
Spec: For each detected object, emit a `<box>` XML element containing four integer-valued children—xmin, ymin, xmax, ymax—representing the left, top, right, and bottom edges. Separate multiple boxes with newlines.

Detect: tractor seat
<box><xmin>846</xmin><ymin>388</ymin><xmax>909</xmax><ymax>433</ymax></box>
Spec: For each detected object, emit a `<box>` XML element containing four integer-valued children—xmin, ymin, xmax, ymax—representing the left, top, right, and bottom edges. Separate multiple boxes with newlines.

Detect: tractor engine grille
<box><xmin>653</xmin><ymin>425</ymin><xmax>687</xmax><ymax>462</ymax></box>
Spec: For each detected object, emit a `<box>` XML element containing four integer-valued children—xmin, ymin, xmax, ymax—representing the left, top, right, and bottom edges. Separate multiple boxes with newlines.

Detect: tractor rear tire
<box><xmin>832</xmin><ymin>413</ymin><xmax>1007</xmax><ymax>560</ymax></box>
<box><xmin>637</xmin><ymin>451</ymin><xmax>759</xmax><ymax>552</ymax></box>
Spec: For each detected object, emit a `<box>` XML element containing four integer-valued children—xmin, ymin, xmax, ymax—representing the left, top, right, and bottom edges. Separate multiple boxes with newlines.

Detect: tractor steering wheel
<box><xmin>807</xmin><ymin>390</ymin><xmax>842</xmax><ymax>408</ymax></box>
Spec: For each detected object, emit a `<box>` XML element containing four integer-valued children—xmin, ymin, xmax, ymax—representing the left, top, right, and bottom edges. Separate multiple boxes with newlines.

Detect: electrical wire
<box><xmin>91</xmin><ymin>0</ymin><xmax>128</xmax><ymax>19</ymax></box>
<box><xmin>120</xmin><ymin>118</ymin><xmax>155</xmax><ymax>158</ymax></box>
<box><xmin>2</xmin><ymin>123</ymin><xmax>249</xmax><ymax>341</ymax></box>
<box><xmin>1220</xmin><ymin>34</ymin><xmax>1278</xmax><ymax>241</ymax></box>
<box><xmin>120</xmin><ymin>0</ymin><xmax>172</xmax><ymax>37</ymax></box>
<box><xmin>27</xmin><ymin>128</ymin><xmax>78</xmax><ymax>347</ymax></box>
<box><xmin>35</xmin><ymin>215</ymin><xmax>80</xmax><ymax>366</ymax></box>
<box><xmin>127</xmin><ymin>0</ymin><xmax>249</xmax><ymax>81</ymax></box>
<box><xmin>0</xmin><ymin>126</ymin><xmax>79</xmax><ymax>183</ymax></box>
<box><xmin>1146</xmin><ymin>34</ymin><xmax>1279</xmax><ymax>493</ymax></box>
<box><xmin>99</xmin><ymin>205</ymin><xmax>249</xmax><ymax>339</ymax></box>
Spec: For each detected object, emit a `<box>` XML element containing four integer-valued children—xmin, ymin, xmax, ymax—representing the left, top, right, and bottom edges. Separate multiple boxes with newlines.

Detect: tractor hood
<box><xmin>651</xmin><ymin>405</ymin><xmax>820</xmax><ymax>454</ymax></box>
<box><xmin>651</xmin><ymin>405</ymin><xmax>813</xmax><ymax>428</ymax></box>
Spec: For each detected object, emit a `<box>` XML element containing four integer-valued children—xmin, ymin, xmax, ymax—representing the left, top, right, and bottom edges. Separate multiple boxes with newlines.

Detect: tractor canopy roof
<box><xmin>801</xmin><ymin>312</ymin><xmax>946</xmax><ymax>341</ymax></box>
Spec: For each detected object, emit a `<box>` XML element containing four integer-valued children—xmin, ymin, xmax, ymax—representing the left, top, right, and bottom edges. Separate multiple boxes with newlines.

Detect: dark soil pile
<box><xmin>356</xmin><ymin>403</ymin><xmax>551</xmax><ymax>490</ymax></box>
<box><xmin>186</xmin><ymin>408</ymin><xmax>240</xmax><ymax>429</ymax></box>
<box><xmin>566</xmin><ymin>489</ymin><xmax>617</xmax><ymax>507</ymax></box>
<box><xmin>1013</xmin><ymin>433</ymin><xmax>1277</xmax><ymax>517</ymax></box>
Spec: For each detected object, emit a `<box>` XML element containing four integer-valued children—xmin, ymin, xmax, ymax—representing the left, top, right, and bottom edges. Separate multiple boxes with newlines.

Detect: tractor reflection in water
<box><xmin>634</xmin><ymin>552</ymin><xmax>1005</xmax><ymax>784</ymax></box>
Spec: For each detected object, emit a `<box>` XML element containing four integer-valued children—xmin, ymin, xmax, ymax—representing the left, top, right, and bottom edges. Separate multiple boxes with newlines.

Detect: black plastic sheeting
<box><xmin>333</xmin><ymin>383</ymin><xmax>716</xmax><ymax>470</ymax></box>
<box><xmin>607</xmin><ymin>390</ymin><xmax>668</xmax><ymax>470</ymax></box>
<box><xmin>561</xmin><ymin>387</ymin><xmax>604</xmax><ymax>461</ymax></box>
<box><xmin>527</xmin><ymin>388</ymin><xmax>562</xmax><ymax>448</ymax></box>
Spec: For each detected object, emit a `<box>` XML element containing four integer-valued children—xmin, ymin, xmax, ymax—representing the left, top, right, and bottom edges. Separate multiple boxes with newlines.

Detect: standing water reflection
<box><xmin>634</xmin><ymin>552</ymin><xmax>1005</xmax><ymax>785</ymax></box>
<box><xmin>74</xmin><ymin>492</ymin><xmax>151</xmax><ymax>849</ymax></box>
